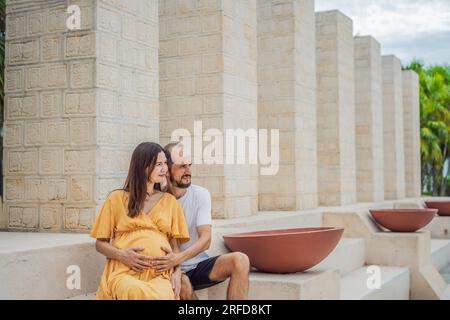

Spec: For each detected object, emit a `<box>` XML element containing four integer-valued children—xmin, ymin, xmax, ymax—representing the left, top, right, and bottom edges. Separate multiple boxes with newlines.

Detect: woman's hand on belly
<box><xmin>117</xmin><ymin>246</ymin><xmax>153</xmax><ymax>273</ymax></box>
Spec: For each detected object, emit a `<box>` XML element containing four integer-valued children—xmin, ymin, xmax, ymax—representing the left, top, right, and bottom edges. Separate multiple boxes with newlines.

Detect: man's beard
<box><xmin>172</xmin><ymin>175</ymin><xmax>191</xmax><ymax>189</ymax></box>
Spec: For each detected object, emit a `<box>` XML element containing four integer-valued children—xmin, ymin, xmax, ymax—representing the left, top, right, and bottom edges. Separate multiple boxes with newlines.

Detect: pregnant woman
<box><xmin>90</xmin><ymin>142</ymin><xmax>189</xmax><ymax>300</ymax></box>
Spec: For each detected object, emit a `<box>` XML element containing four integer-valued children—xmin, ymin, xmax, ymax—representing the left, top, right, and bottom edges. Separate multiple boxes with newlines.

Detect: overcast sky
<box><xmin>315</xmin><ymin>0</ymin><xmax>450</xmax><ymax>66</ymax></box>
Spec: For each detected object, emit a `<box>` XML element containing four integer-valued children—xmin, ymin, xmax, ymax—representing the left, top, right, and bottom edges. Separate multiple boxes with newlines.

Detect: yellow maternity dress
<box><xmin>90</xmin><ymin>190</ymin><xmax>189</xmax><ymax>300</ymax></box>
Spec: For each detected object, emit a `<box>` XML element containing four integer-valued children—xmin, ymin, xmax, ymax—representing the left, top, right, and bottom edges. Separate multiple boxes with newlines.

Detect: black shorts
<box><xmin>185</xmin><ymin>256</ymin><xmax>225</xmax><ymax>291</ymax></box>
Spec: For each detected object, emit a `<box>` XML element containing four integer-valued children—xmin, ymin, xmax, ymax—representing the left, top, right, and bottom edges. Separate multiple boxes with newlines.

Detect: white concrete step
<box><xmin>441</xmin><ymin>266</ymin><xmax>450</xmax><ymax>284</ymax></box>
<box><xmin>426</xmin><ymin>217</ymin><xmax>450</xmax><ymax>239</ymax></box>
<box><xmin>200</xmin><ymin>269</ymin><xmax>340</xmax><ymax>300</ymax></box>
<box><xmin>73</xmin><ymin>268</ymin><xmax>414</xmax><ymax>301</ymax></box>
<box><xmin>340</xmin><ymin>266</ymin><xmax>410</xmax><ymax>300</ymax></box>
<box><xmin>72</xmin><ymin>270</ymin><xmax>341</xmax><ymax>300</ymax></box>
<box><xmin>213</xmin><ymin>210</ymin><xmax>323</xmax><ymax>229</ymax></box>
<box><xmin>432</xmin><ymin>238</ymin><xmax>450</xmax><ymax>287</ymax></box>
<box><xmin>431</xmin><ymin>239</ymin><xmax>450</xmax><ymax>272</ymax></box>
<box><xmin>0</xmin><ymin>232</ymin><xmax>104</xmax><ymax>299</ymax></box>
<box><xmin>203</xmin><ymin>234</ymin><xmax>365</xmax><ymax>300</ymax></box>
<box><xmin>70</xmin><ymin>271</ymin><xmax>342</xmax><ymax>300</ymax></box>
<box><xmin>310</xmin><ymin>238</ymin><xmax>365</xmax><ymax>276</ymax></box>
<box><xmin>443</xmin><ymin>285</ymin><xmax>450</xmax><ymax>299</ymax></box>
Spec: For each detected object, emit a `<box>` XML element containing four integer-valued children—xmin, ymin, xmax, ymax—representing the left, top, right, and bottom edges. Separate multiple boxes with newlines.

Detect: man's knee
<box><xmin>181</xmin><ymin>274</ymin><xmax>191</xmax><ymax>286</ymax></box>
<box><xmin>230</xmin><ymin>252</ymin><xmax>250</xmax><ymax>273</ymax></box>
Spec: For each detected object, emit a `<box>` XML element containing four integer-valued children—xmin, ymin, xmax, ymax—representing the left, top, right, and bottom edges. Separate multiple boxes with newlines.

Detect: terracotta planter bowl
<box><xmin>424</xmin><ymin>201</ymin><xmax>450</xmax><ymax>216</ymax></box>
<box><xmin>222</xmin><ymin>227</ymin><xmax>344</xmax><ymax>273</ymax></box>
<box><xmin>369</xmin><ymin>209</ymin><xmax>437</xmax><ymax>232</ymax></box>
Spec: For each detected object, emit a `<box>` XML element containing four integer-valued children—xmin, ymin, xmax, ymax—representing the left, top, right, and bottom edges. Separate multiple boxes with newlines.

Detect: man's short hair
<box><xmin>164</xmin><ymin>142</ymin><xmax>183</xmax><ymax>167</ymax></box>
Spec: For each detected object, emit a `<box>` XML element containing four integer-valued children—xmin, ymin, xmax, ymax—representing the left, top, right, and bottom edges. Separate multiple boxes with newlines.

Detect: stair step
<box><xmin>426</xmin><ymin>217</ymin><xmax>450</xmax><ymax>239</ymax></box>
<box><xmin>0</xmin><ymin>231</ymin><xmax>94</xmax><ymax>253</ymax></box>
<box><xmin>440</xmin><ymin>264</ymin><xmax>450</xmax><ymax>284</ymax></box>
<box><xmin>72</xmin><ymin>267</ymin><xmax>414</xmax><ymax>301</ymax></box>
<box><xmin>431</xmin><ymin>239</ymin><xmax>450</xmax><ymax>271</ymax></box>
<box><xmin>310</xmin><ymin>238</ymin><xmax>365</xmax><ymax>276</ymax></box>
<box><xmin>72</xmin><ymin>270</ymin><xmax>341</xmax><ymax>300</ymax></box>
<box><xmin>0</xmin><ymin>232</ymin><xmax>104</xmax><ymax>299</ymax></box>
<box><xmin>201</xmin><ymin>269</ymin><xmax>340</xmax><ymax>300</ymax></box>
<box><xmin>443</xmin><ymin>285</ymin><xmax>450</xmax><ymax>300</ymax></box>
<box><xmin>340</xmin><ymin>266</ymin><xmax>410</xmax><ymax>300</ymax></box>
<box><xmin>213</xmin><ymin>210</ymin><xmax>323</xmax><ymax>229</ymax></box>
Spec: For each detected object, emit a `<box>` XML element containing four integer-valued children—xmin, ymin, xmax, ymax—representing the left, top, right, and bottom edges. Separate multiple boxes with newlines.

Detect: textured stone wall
<box><xmin>3</xmin><ymin>0</ymin><xmax>159</xmax><ymax>232</ymax></box>
<box><xmin>402</xmin><ymin>70</ymin><xmax>421</xmax><ymax>197</ymax></box>
<box><xmin>316</xmin><ymin>10</ymin><xmax>356</xmax><ymax>206</ymax></box>
<box><xmin>258</xmin><ymin>0</ymin><xmax>317</xmax><ymax>211</ymax></box>
<box><xmin>95</xmin><ymin>0</ymin><xmax>159</xmax><ymax>204</ymax></box>
<box><xmin>2</xmin><ymin>1</ymin><xmax>422</xmax><ymax>230</ymax></box>
<box><xmin>159</xmin><ymin>0</ymin><xmax>258</xmax><ymax>218</ymax></box>
<box><xmin>354</xmin><ymin>36</ymin><xmax>384</xmax><ymax>202</ymax></box>
<box><xmin>382</xmin><ymin>55</ymin><xmax>406</xmax><ymax>200</ymax></box>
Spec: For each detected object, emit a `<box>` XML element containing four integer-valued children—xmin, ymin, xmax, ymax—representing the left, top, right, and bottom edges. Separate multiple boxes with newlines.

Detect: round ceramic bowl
<box><xmin>369</xmin><ymin>209</ymin><xmax>437</xmax><ymax>232</ymax></box>
<box><xmin>223</xmin><ymin>227</ymin><xmax>344</xmax><ymax>274</ymax></box>
<box><xmin>424</xmin><ymin>201</ymin><xmax>450</xmax><ymax>216</ymax></box>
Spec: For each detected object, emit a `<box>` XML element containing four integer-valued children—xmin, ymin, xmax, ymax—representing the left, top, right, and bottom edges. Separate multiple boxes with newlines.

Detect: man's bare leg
<box><xmin>209</xmin><ymin>252</ymin><xmax>250</xmax><ymax>300</ymax></box>
<box><xmin>180</xmin><ymin>274</ymin><xmax>198</xmax><ymax>300</ymax></box>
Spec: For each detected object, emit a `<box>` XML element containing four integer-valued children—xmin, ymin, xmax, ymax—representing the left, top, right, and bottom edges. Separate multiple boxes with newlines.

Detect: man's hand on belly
<box><xmin>118</xmin><ymin>246</ymin><xmax>153</xmax><ymax>273</ymax></box>
<box><xmin>151</xmin><ymin>246</ymin><xmax>183</xmax><ymax>273</ymax></box>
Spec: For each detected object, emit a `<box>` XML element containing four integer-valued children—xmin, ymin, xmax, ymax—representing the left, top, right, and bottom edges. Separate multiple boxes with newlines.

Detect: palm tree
<box><xmin>405</xmin><ymin>61</ymin><xmax>450</xmax><ymax>195</ymax></box>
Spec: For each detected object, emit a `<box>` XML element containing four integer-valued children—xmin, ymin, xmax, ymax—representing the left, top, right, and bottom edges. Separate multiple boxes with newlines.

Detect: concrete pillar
<box><xmin>257</xmin><ymin>0</ymin><xmax>317</xmax><ymax>211</ymax></box>
<box><xmin>402</xmin><ymin>70</ymin><xmax>421</xmax><ymax>197</ymax></box>
<box><xmin>382</xmin><ymin>55</ymin><xmax>406</xmax><ymax>199</ymax></box>
<box><xmin>159</xmin><ymin>0</ymin><xmax>258</xmax><ymax>218</ymax></box>
<box><xmin>354</xmin><ymin>36</ymin><xmax>384</xmax><ymax>202</ymax></box>
<box><xmin>316</xmin><ymin>10</ymin><xmax>356</xmax><ymax>206</ymax></box>
<box><xmin>3</xmin><ymin>0</ymin><xmax>159</xmax><ymax>232</ymax></box>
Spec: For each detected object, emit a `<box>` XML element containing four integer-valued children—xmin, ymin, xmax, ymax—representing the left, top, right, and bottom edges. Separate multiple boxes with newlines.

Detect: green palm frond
<box><xmin>406</xmin><ymin>61</ymin><xmax>450</xmax><ymax>195</ymax></box>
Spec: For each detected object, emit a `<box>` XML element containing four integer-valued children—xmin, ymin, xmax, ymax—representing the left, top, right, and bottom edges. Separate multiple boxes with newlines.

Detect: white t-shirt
<box><xmin>177</xmin><ymin>184</ymin><xmax>212</xmax><ymax>272</ymax></box>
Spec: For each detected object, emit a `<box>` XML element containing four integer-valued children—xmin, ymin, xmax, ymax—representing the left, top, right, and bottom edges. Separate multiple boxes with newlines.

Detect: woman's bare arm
<box><xmin>170</xmin><ymin>238</ymin><xmax>181</xmax><ymax>254</ymax></box>
<box><xmin>95</xmin><ymin>239</ymin><xmax>123</xmax><ymax>260</ymax></box>
<box><xmin>169</xmin><ymin>238</ymin><xmax>182</xmax><ymax>299</ymax></box>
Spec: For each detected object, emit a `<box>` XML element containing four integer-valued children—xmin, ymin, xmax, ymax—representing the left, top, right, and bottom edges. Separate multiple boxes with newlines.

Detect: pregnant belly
<box><xmin>114</xmin><ymin>229</ymin><xmax>170</xmax><ymax>258</ymax></box>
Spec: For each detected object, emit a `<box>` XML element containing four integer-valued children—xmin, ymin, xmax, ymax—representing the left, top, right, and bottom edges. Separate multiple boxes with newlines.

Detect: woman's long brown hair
<box><xmin>123</xmin><ymin>142</ymin><xmax>167</xmax><ymax>218</ymax></box>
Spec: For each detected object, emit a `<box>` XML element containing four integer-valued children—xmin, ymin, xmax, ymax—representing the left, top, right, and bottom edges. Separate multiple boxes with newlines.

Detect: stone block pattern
<box><xmin>382</xmin><ymin>55</ymin><xmax>406</xmax><ymax>200</ymax></box>
<box><xmin>402</xmin><ymin>70</ymin><xmax>421</xmax><ymax>197</ymax></box>
<box><xmin>354</xmin><ymin>36</ymin><xmax>384</xmax><ymax>202</ymax></box>
<box><xmin>258</xmin><ymin>0</ymin><xmax>317</xmax><ymax>211</ymax></box>
<box><xmin>4</xmin><ymin>0</ymin><xmax>159</xmax><ymax>232</ymax></box>
<box><xmin>3</xmin><ymin>2</ymin><xmax>422</xmax><ymax>230</ymax></box>
<box><xmin>159</xmin><ymin>0</ymin><xmax>258</xmax><ymax>218</ymax></box>
<box><xmin>316</xmin><ymin>10</ymin><xmax>356</xmax><ymax>206</ymax></box>
<box><xmin>95</xmin><ymin>0</ymin><xmax>159</xmax><ymax>206</ymax></box>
